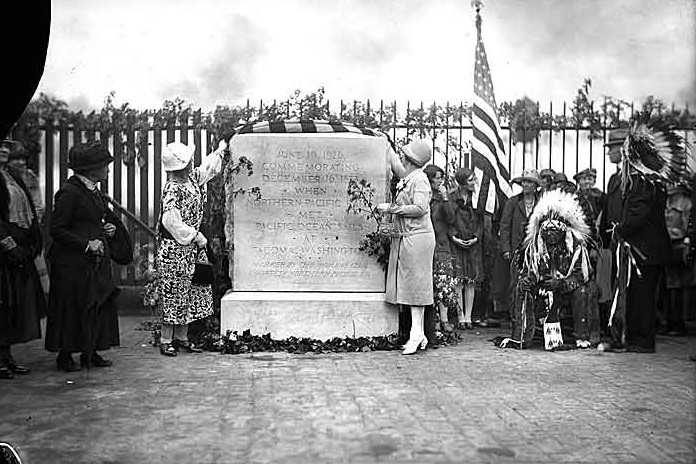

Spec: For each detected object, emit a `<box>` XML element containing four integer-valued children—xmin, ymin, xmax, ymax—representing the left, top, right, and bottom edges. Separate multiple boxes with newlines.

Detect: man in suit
<box><xmin>600</xmin><ymin>129</ymin><xmax>671</xmax><ymax>353</ymax></box>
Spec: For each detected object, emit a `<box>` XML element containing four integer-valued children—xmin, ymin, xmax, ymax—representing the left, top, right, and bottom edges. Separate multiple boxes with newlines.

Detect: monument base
<box><xmin>220</xmin><ymin>291</ymin><xmax>398</xmax><ymax>340</ymax></box>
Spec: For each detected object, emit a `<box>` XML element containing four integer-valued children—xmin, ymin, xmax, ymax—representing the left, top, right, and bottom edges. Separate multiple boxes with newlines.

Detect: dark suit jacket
<box><xmin>499</xmin><ymin>192</ymin><xmax>538</xmax><ymax>255</ymax></box>
<box><xmin>601</xmin><ymin>171</ymin><xmax>671</xmax><ymax>266</ymax></box>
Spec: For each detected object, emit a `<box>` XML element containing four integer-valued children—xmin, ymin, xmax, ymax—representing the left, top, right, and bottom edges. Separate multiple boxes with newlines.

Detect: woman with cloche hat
<box><xmin>45</xmin><ymin>141</ymin><xmax>133</xmax><ymax>371</ymax></box>
<box><xmin>376</xmin><ymin>138</ymin><xmax>436</xmax><ymax>355</ymax></box>
<box><xmin>156</xmin><ymin>139</ymin><xmax>228</xmax><ymax>357</ymax></box>
<box><xmin>0</xmin><ymin>139</ymin><xmax>45</xmax><ymax>379</ymax></box>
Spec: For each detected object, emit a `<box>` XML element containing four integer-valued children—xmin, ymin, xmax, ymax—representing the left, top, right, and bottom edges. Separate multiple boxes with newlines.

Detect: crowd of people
<box><xmin>0</xmin><ymin>124</ymin><xmax>693</xmax><ymax>374</ymax></box>
<box><xmin>380</xmin><ymin>128</ymin><xmax>694</xmax><ymax>356</ymax></box>
<box><xmin>0</xmin><ymin>137</ymin><xmax>225</xmax><ymax>378</ymax></box>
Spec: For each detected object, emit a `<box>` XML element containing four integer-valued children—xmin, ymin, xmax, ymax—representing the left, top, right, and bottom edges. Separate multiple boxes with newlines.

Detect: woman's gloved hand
<box><xmin>194</xmin><ymin>231</ymin><xmax>208</xmax><ymax>248</ymax></box>
<box><xmin>86</xmin><ymin>239</ymin><xmax>105</xmax><ymax>256</ymax></box>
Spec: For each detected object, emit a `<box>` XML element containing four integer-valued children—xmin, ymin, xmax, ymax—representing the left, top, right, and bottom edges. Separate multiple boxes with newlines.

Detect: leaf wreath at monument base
<box><xmin>146</xmin><ymin>325</ymin><xmax>463</xmax><ymax>354</ymax></box>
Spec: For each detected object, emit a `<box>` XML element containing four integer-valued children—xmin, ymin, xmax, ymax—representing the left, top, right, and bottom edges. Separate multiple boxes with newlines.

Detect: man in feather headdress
<box><xmin>499</xmin><ymin>190</ymin><xmax>599</xmax><ymax>349</ymax></box>
<box><xmin>599</xmin><ymin>118</ymin><xmax>690</xmax><ymax>353</ymax></box>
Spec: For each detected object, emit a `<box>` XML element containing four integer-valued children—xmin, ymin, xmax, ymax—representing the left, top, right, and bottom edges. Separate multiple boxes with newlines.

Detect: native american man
<box><xmin>501</xmin><ymin>190</ymin><xmax>599</xmax><ymax>349</ymax></box>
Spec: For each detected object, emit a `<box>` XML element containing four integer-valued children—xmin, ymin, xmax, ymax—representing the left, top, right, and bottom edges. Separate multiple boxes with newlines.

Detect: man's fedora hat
<box><xmin>604</xmin><ymin>129</ymin><xmax>629</xmax><ymax>147</ymax></box>
<box><xmin>573</xmin><ymin>167</ymin><xmax>597</xmax><ymax>181</ymax></box>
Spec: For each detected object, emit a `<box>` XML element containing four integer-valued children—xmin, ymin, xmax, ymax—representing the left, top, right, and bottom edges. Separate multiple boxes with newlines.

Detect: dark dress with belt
<box><xmin>45</xmin><ymin>176</ymin><xmax>132</xmax><ymax>354</ymax></box>
<box><xmin>0</xmin><ymin>167</ymin><xmax>44</xmax><ymax>347</ymax></box>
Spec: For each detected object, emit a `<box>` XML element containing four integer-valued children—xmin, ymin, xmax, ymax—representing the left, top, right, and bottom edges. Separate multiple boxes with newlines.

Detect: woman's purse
<box><xmin>191</xmin><ymin>247</ymin><xmax>213</xmax><ymax>286</ymax></box>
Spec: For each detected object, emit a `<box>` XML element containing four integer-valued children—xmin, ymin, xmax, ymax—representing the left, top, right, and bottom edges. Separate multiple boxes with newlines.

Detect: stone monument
<box><xmin>220</xmin><ymin>125</ymin><xmax>398</xmax><ymax>339</ymax></box>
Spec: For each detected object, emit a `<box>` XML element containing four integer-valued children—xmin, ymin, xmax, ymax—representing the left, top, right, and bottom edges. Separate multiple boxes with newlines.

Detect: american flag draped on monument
<box><xmin>471</xmin><ymin>1</ymin><xmax>512</xmax><ymax>214</ymax></box>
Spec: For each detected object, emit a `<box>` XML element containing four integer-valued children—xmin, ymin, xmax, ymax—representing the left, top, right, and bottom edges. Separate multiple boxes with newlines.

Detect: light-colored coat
<box><xmin>385</xmin><ymin>169</ymin><xmax>435</xmax><ymax>306</ymax></box>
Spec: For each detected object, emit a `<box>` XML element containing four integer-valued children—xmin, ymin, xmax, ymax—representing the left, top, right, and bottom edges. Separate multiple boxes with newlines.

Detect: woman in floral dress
<box><xmin>157</xmin><ymin>140</ymin><xmax>227</xmax><ymax>356</ymax></box>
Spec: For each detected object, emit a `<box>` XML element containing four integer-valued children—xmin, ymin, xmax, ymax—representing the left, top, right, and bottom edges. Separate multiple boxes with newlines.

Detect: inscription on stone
<box><xmin>230</xmin><ymin>134</ymin><xmax>390</xmax><ymax>292</ymax></box>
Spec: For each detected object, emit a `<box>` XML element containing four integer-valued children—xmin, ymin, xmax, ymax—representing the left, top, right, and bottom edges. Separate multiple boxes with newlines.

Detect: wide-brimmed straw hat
<box><xmin>162</xmin><ymin>142</ymin><xmax>196</xmax><ymax>172</ymax></box>
<box><xmin>401</xmin><ymin>139</ymin><xmax>432</xmax><ymax>168</ymax></box>
<box><xmin>512</xmin><ymin>168</ymin><xmax>541</xmax><ymax>186</ymax></box>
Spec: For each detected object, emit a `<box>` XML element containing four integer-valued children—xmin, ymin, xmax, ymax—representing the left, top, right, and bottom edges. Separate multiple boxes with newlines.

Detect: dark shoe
<box><xmin>626</xmin><ymin>345</ymin><xmax>655</xmax><ymax>353</ymax></box>
<box><xmin>5</xmin><ymin>357</ymin><xmax>29</xmax><ymax>375</ymax></box>
<box><xmin>80</xmin><ymin>352</ymin><xmax>113</xmax><ymax>368</ymax></box>
<box><xmin>174</xmin><ymin>340</ymin><xmax>203</xmax><ymax>353</ymax></box>
<box><xmin>159</xmin><ymin>343</ymin><xmax>178</xmax><ymax>357</ymax></box>
<box><xmin>0</xmin><ymin>363</ymin><xmax>14</xmax><ymax>379</ymax></box>
<box><xmin>464</xmin><ymin>322</ymin><xmax>474</xmax><ymax>330</ymax></box>
<box><xmin>56</xmin><ymin>354</ymin><xmax>82</xmax><ymax>372</ymax></box>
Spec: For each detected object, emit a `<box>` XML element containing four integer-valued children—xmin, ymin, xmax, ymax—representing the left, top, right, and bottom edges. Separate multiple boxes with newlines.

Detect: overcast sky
<box><xmin>37</xmin><ymin>0</ymin><xmax>695</xmax><ymax>112</ymax></box>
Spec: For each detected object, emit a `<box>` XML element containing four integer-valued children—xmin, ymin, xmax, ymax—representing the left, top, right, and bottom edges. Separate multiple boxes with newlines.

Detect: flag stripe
<box><xmin>236</xmin><ymin>119</ymin><xmax>383</xmax><ymax>137</ymax></box>
<box><xmin>471</xmin><ymin>140</ymin><xmax>512</xmax><ymax>196</ymax></box>
<box><xmin>473</xmin><ymin>102</ymin><xmax>507</xmax><ymax>158</ymax></box>
<box><xmin>472</xmin><ymin>122</ymin><xmax>511</xmax><ymax>183</ymax></box>
<box><xmin>471</xmin><ymin>10</ymin><xmax>510</xmax><ymax>214</ymax></box>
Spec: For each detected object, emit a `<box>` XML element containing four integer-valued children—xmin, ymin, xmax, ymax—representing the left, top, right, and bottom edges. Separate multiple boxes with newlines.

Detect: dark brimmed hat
<box><xmin>604</xmin><ymin>129</ymin><xmax>629</xmax><ymax>147</ymax></box>
<box><xmin>0</xmin><ymin>139</ymin><xmax>16</xmax><ymax>150</ymax></box>
<box><xmin>573</xmin><ymin>168</ymin><xmax>597</xmax><ymax>181</ymax></box>
<box><xmin>8</xmin><ymin>142</ymin><xmax>28</xmax><ymax>160</ymax></box>
<box><xmin>512</xmin><ymin>169</ymin><xmax>541</xmax><ymax>186</ymax></box>
<box><xmin>68</xmin><ymin>141</ymin><xmax>114</xmax><ymax>173</ymax></box>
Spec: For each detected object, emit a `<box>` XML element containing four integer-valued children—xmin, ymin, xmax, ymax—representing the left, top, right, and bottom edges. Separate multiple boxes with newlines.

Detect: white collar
<box><xmin>76</xmin><ymin>174</ymin><xmax>99</xmax><ymax>191</ymax></box>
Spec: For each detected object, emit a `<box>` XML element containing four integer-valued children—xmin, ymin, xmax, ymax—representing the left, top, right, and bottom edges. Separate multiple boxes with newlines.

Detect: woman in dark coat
<box><xmin>423</xmin><ymin>164</ymin><xmax>454</xmax><ymax>333</ymax></box>
<box><xmin>448</xmin><ymin>167</ymin><xmax>484</xmax><ymax>330</ymax></box>
<box><xmin>0</xmin><ymin>139</ymin><xmax>44</xmax><ymax>379</ymax></box>
<box><xmin>45</xmin><ymin>141</ymin><xmax>132</xmax><ymax>371</ymax></box>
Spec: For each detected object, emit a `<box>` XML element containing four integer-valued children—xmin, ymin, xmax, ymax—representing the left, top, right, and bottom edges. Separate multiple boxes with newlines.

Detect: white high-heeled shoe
<box><xmin>402</xmin><ymin>336</ymin><xmax>427</xmax><ymax>355</ymax></box>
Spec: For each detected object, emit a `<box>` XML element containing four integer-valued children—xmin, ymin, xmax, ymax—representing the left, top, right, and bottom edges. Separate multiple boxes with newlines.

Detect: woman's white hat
<box><xmin>402</xmin><ymin>139</ymin><xmax>432</xmax><ymax>168</ymax></box>
<box><xmin>162</xmin><ymin>142</ymin><xmax>195</xmax><ymax>172</ymax></box>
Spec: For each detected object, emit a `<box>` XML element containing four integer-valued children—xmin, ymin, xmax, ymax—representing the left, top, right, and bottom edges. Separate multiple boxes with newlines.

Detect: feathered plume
<box><xmin>522</xmin><ymin>190</ymin><xmax>591</xmax><ymax>281</ymax></box>
<box><xmin>621</xmin><ymin>112</ymin><xmax>693</xmax><ymax>194</ymax></box>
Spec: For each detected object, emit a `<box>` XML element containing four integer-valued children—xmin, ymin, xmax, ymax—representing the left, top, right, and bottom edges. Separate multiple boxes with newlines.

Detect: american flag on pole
<box><xmin>471</xmin><ymin>3</ymin><xmax>512</xmax><ymax>214</ymax></box>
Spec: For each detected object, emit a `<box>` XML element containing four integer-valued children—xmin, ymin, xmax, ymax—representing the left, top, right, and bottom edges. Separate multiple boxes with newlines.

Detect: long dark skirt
<box><xmin>0</xmin><ymin>262</ymin><xmax>43</xmax><ymax>346</ymax></box>
<box><xmin>45</xmin><ymin>264</ymin><xmax>120</xmax><ymax>353</ymax></box>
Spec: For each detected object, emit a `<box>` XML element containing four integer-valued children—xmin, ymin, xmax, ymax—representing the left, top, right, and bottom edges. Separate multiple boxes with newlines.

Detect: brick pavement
<box><xmin>1</xmin><ymin>314</ymin><xmax>694</xmax><ymax>464</ymax></box>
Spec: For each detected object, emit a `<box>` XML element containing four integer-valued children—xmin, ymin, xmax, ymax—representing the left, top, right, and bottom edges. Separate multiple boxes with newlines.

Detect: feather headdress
<box><xmin>522</xmin><ymin>190</ymin><xmax>591</xmax><ymax>281</ymax></box>
<box><xmin>620</xmin><ymin>112</ymin><xmax>692</xmax><ymax>194</ymax></box>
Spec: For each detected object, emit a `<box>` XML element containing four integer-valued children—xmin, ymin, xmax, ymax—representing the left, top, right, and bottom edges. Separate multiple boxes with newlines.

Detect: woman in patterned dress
<box><xmin>377</xmin><ymin>138</ymin><xmax>435</xmax><ymax>355</ymax></box>
<box><xmin>157</xmin><ymin>140</ymin><xmax>227</xmax><ymax>356</ymax></box>
<box><xmin>448</xmin><ymin>167</ymin><xmax>484</xmax><ymax>330</ymax></box>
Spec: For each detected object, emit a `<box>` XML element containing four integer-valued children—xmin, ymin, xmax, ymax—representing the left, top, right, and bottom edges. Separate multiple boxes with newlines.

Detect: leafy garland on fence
<box><xmin>13</xmin><ymin>79</ymin><xmax>692</xmax><ymax>174</ymax></box>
